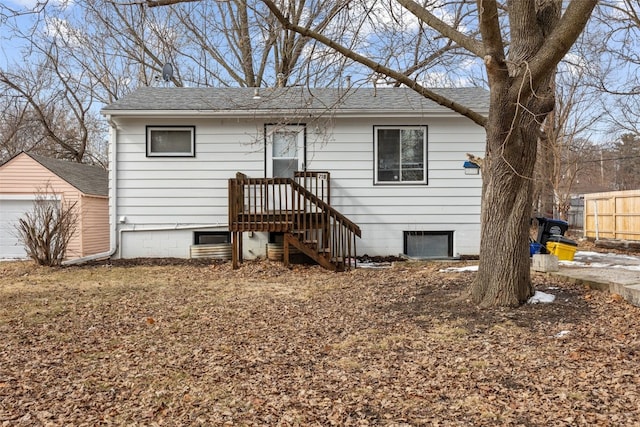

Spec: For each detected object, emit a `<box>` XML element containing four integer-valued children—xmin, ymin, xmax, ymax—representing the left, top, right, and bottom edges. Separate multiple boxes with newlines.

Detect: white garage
<box><xmin>0</xmin><ymin>197</ymin><xmax>35</xmax><ymax>259</ymax></box>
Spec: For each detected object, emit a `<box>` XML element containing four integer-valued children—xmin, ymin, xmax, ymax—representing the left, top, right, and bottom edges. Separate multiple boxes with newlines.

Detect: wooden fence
<box><xmin>584</xmin><ymin>189</ymin><xmax>640</xmax><ymax>241</ymax></box>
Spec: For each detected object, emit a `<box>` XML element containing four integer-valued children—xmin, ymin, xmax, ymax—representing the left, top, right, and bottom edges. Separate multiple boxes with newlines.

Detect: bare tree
<box><xmin>608</xmin><ymin>133</ymin><xmax>640</xmax><ymax>190</ymax></box>
<box><xmin>0</xmin><ymin>95</ymin><xmax>47</xmax><ymax>162</ymax></box>
<box><xmin>534</xmin><ymin>64</ymin><xmax>603</xmax><ymax>220</ymax></box>
<box><xmin>1</xmin><ymin>2</ymin><xmax>108</xmax><ymax>164</ymax></box>
<box><xmin>2</xmin><ymin>0</ymin><xmax>471</xmax><ymax>163</ymax></box>
<box><xmin>0</xmin><ymin>56</ymin><xmax>105</xmax><ymax>164</ymax></box>
<box><xmin>79</xmin><ymin>0</ymin><xmax>361</xmax><ymax>88</ymax></box>
<box><xmin>15</xmin><ymin>186</ymin><xmax>78</xmax><ymax>267</ymax></box>
<box><xmin>580</xmin><ymin>1</ymin><xmax>640</xmax><ymax>136</ymax></box>
<box><xmin>174</xmin><ymin>1</ymin><xmax>358</xmax><ymax>87</ymax></box>
<box><xmin>592</xmin><ymin>1</ymin><xmax>640</xmax><ymax>97</ymax></box>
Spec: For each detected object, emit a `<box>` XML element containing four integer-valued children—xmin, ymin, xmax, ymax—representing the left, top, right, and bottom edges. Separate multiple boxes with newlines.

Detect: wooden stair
<box><xmin>284</xmin><ymin>233</ymin><xmax>338</xmax><ymax>271</ymax></box>
<box><xmin>228</xmin><ymin>171</ymin><xmax>361</xmax><ymax>271</ymax></box>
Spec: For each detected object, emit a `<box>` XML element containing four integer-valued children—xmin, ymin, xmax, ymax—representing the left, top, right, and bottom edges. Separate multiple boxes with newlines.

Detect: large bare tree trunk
<box><xmin>471</xmin><ymin>0</ymin><xmax>561</xmax><ymax>306</ymax></box>
<box><xmin>473</xmin><ymin>99</ymin><xmax>540</xmax><ymax>306</ymax></box>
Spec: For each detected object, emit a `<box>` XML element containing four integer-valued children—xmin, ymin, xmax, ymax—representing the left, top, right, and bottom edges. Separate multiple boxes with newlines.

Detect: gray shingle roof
<box><xmin>26</xmin><ymin>153</ymin><xmax>108</xmax><ymax>197</ymax></box>
<box><xmin>102</xmin><ymin>86</ymin><xmax>489</xmax><ymax>115</ymax></box>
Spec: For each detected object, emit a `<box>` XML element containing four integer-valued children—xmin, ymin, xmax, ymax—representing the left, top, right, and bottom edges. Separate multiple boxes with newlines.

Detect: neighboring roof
<box><xmin>23</xmin><ymin>152</ymin><xmax>108</xmax><ymax>197</ymax></box>
<box><xmin>101</xmin><ymin>86</ymin><xmax>490</xmax><ymax>117</ymax></box>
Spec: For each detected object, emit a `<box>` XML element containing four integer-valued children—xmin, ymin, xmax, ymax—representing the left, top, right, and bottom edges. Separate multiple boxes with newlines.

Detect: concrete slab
<box><xmin>550</xmin><ymin>264</ymin><xmax>640</xmax><ymax>307</ymax></box>
<box><xmin>532</xmin><ymin>254</ymin><xmax>558</xmax><ymax>272</ymax></box>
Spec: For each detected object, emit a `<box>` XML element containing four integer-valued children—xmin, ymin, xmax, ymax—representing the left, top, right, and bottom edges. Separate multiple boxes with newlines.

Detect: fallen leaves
<box><xmin>610</xmin><ymin>293</ymin><xmax>625</xmax><ymax>303</ymax></box>
<box><xmin>0</xmin><ymin>259</ymin><xmax>639</xmax><ymax>426</ymax></box>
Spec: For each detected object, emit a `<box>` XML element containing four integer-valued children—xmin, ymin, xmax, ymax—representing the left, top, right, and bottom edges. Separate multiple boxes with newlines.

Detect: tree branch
<box><xmin>477</xmin><ymin>0</ymin><xmax>507</xmax><ymax>79</ymax></box>
<box><xmin>395</xmin><ymin>0</ymin><xmax>484</xmax><ymax>57</ymax></box>
<box><xmin>509</xmin><ymin>0</ymin><xmax>598</xmax><ymax>100</ymax></box>
<box><xmin>261</xmin><ymin>0</ymin><xmax>487</xmax><ymax>127</ymax></box>
<box><xmin>145</xmin><ymin>0</ymin><xmax>200</xmax><ymax>6</ymax></box>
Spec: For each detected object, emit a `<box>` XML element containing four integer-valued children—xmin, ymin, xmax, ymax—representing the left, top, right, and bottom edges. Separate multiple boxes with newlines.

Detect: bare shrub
<box><xmin>15</xmin><ymin>188</ymin><xmax>77</xmax><ymax>266</ymax></box>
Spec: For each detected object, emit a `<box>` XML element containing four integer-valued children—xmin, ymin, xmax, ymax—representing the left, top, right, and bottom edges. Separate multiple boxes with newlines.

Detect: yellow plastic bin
<box><xmin>545</xmin><ymin>235</ymin><xmax>577</xmax><ymax>261</ymax></box>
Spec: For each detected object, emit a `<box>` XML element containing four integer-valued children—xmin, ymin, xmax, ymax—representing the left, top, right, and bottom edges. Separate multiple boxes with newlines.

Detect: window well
<box><xmin>404</xmin><ymin>231</ymin><xmax>453</xmax><ymax>258</ymax></box>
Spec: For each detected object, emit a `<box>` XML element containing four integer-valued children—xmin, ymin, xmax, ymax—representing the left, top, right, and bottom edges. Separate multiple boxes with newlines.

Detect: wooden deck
<box><xmin>228</xmin><ymin>172</ymin><xmax>361</xmax><ymax>271</ymax></box>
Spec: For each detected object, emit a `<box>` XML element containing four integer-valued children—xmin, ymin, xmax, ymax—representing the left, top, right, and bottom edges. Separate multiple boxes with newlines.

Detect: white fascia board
<box><xmin>101</xmin><ymin>109</ymin><xmax>484</xmax><ymax>120</ymax></box>
<box><xmin>333</xmin><ymin>111</ymin><xmax>488</xmax><ymax>119</ymax></box>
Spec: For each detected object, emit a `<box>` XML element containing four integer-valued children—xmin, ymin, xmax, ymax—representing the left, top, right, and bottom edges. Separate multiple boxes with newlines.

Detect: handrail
<box><xmin>228</xmin><ymin>172</ymin><xmax>360</xmax><ymax>270</ymax></box>
<box><xmin>295</xmin><ymin>171</ymin><xmax>331</xmax><ymax>205</ymax></box>
<box><xmin>289</xmin><ymin>179</ymin><xmax>361</xmax><ymax>237</ymax></box>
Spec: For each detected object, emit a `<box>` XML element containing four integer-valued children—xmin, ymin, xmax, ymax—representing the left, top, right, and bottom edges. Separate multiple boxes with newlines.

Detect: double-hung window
<box><xmin>146</xmin><ymin>126</ymin><xmax>195</xmax><ymax>157</ymax></box>
<box><xmin>374</xmin><ymin>126</ymin><xmax>427</xmax><ymax>184</ymax></box>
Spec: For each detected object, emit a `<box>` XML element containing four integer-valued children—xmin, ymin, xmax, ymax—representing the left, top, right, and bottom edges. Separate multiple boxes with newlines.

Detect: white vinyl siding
<box><xmin>305</xmin><ymin>117</ymin><xmax>484</xmax><ymax>256</ymax></box>
<box><xmin>115</xmin><ymin>118</ymin><xmax>263</xmax><ymax>227</ymax></box>
<box><xmin>113</xmin><ymin>115</ymin><xmax>484</xmax><ymax>258</ymax></box>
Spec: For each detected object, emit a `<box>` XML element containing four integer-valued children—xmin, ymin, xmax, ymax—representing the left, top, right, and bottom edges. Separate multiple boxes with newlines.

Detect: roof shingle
<box><xmin>26</xmin><ymin>153</ymin><xmax>108</xmax><ymax>197</ymax></box>
<box><xmin>102</xmin><ymin>87</ymin><xmax>489</xmax><ymax>115</ymax></box>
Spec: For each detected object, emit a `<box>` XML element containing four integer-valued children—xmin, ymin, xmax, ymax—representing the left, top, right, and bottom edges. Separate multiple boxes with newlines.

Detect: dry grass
<box><xmin>1</xmin><ymin>259</ymin><xmax>639</xmax><ymax>426</ymax></box>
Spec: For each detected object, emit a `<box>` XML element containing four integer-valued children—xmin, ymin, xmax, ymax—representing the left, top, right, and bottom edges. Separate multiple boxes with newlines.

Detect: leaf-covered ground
<box><xmin>1</xmin><ymin>259</ymin><xmax>639</xmax><ymax>426</ymax></box>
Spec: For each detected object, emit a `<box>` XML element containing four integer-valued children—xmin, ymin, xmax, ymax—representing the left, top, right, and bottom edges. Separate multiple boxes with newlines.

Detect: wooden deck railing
<box><xmin>294</xmin><ymin>171</ymin><xmax>330</xmax><ymax>205</ymax></box>
<box><xmin>228</xmin><ymin>172</ymin><xmax>361</xmax><ymax>271</ymax></box>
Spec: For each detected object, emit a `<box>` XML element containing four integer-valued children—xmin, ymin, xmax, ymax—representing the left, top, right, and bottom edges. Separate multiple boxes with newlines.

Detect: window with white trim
<box><xmin>374</xmin><ymin>126</ymin><xmax>427</xmax><ymax>184</ymax></box>
<box><xmin>146</xmin><ymin>126</ymin><xmax>195</xmax><ymax>157</ymax></box>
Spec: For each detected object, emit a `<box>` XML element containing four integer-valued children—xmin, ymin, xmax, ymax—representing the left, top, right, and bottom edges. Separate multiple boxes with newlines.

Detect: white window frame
<box><xmin>146</xmin><ymin>126</ymin><xmax>196</xmax><ymax>157</ymax></box>
<box><xmin>374</xmin><ymin>125</ymin><xmax>428</xmax><ymax>185</ymax></box>
<box><xmin>265</xmin><ymin>124</ymin><xmax>306</xmax><ymax>178</ymax></box>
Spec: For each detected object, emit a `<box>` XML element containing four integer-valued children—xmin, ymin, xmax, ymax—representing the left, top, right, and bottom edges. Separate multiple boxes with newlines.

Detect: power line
<box><xmin>577</xmin><ymin>154</ymin><xmax>640</xmax><ymax>164</ymax></box>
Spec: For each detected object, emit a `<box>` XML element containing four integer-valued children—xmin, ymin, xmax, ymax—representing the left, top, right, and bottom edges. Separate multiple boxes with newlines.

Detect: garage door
<box><xmin>0</xmin><ymin>198</ymin><xmax>35</xmax><ymax>259</ymax></box>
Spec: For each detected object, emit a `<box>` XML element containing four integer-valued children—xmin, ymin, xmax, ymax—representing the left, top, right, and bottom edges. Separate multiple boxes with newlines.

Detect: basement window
<box><xmin>268</xmin><ymin>232</ymin><xmax>284</xmax><ymax>244</ymax></box>
<box><xmin>404</xmin><ymin>231</ymin><xmax>453</xmax><ymax>258</ymax></box>
<box><xmin>146</xmin><ymin>126</ymin><xmax>195</xmax><ymax>157</ymax></box>
<box><xmin>194</xmin><ymin>231</ymin><xmax>230</xmax><ymax>245</ymax></box>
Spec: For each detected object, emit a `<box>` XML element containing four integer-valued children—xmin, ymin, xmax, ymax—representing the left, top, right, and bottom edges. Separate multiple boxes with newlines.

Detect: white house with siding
<box><xmin>101</xmin><ymin>86</ymin><xmax>488</xmax><ymax>263</ymax></box>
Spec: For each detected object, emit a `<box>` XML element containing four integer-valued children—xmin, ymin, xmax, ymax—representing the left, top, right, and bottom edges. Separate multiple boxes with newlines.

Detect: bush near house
<box><xmin>15</xmin><ymin>190</ymin><xmax>77</xmax><ymax>266</ymax></box>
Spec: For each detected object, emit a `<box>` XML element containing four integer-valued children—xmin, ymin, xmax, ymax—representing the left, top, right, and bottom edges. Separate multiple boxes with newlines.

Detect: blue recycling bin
<box><xmin>529</xmin><ymin>242</ymin><xmax>543</xmax><ymax>256</ymax></box>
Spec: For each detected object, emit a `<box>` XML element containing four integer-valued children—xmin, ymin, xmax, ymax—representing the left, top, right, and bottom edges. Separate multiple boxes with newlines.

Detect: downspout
<box><xmin>64</xmin><ymin>118</ymin><xmax>231</xmax><ymax>265</ymax></box>
<box><xmin>63</xmin><ymin>117</ymin><xmax>119</xmax><ymax>265</ymax></box>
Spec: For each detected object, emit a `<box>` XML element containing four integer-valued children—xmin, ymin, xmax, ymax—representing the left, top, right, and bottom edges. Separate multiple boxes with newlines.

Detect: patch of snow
<box><xmin>560</xmin><ymin>260</ymin><xmax>614</xmax><ymax>268</ymax></box>
<box><xmin>438</xmin><ymin>265</ymin><xmax>479</xmax><ymax>273</ymax></box>
<box><xmin>357</xmin><ymin>262</ymin><xmax>392</xmax><ymax>269</ymax></box>
<box><xmin>560</xmin><ymin>251</ymin><xmax>640</xmax><ymax>272</ymax></box>
<box><xmin>613</xmin><ymin>264</ymin><xmax>640</xmax><ymax>271</ymax></box>
<box><xmin>573</xmin><ymin>251</ymin><xmax>601</xmax><ymax>257</ymax></box>
<box><xmin>553</xmin><ymin>330</ymin><xmax>570</xmax><ymax>338</ymax></box>
<box><xmin>528</xmin><ymin>291</ymin><xmax>556</xmax><ymax>304</ymax></box>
